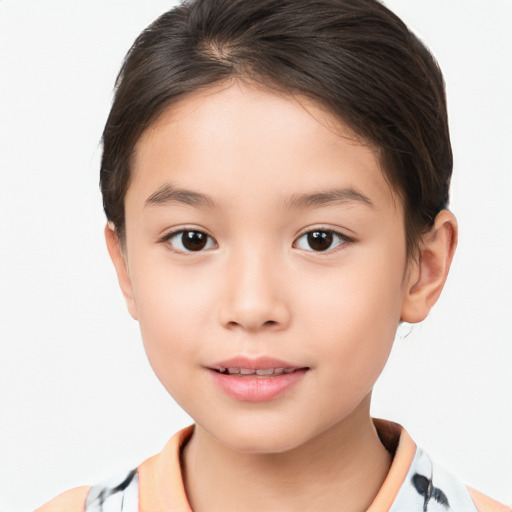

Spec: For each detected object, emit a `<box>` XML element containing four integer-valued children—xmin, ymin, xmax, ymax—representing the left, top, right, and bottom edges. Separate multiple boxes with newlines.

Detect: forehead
<box><xmin>129</xmin><ymin>81</ymin><xmax>399</xmax><ymax>214</ymax></box>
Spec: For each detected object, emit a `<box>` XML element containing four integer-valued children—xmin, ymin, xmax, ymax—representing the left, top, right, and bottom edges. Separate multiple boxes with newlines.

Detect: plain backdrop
<box><xmin>0</xmin><ymin>1</ymin><xmax>511</xmax><ymax>510</ymax></box>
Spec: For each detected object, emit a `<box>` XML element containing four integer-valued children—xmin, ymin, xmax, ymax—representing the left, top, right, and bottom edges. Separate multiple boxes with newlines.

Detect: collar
<box><xmin>368</xmin><ymin>419</ymin><xmax>417</xmax><ymax>511</ymax></box>
<box><xmin>136</xmin><ymin>419</ymin><xmax>480</xmax><ymax>512</ymax></box>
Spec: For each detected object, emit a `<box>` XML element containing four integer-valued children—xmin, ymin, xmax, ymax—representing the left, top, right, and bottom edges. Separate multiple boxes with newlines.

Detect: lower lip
<box><xmin>209</xmin><ymin>369</ymin><xmax>308</xmax><ymax>402</ymax></box>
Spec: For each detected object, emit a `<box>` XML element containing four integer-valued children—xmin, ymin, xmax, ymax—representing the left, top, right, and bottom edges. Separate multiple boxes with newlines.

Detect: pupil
<box><xmin>308</xmin><ymin>231</ymin><xmax>333</xmax><ymax>251</ymax></box>
<box><xmin>182</xmin><ymin>231</ymin><xmax>207</xmax><ymax>251</ymax></box>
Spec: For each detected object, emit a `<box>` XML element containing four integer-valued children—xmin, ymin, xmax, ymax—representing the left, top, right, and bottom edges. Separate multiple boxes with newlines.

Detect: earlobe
<box><xmin>401</xmin><ymin>210</ymin><xmax>458</xmax><ymax>324</ymax></box>
<box><xmin>104</xmin><ymin>223</ymin><xmax>138</xmax><ymax>320</ymax></box>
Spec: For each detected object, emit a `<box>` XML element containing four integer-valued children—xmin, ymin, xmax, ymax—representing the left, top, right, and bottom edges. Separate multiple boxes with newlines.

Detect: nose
<box><xmin>218</xmin><ymin>247</ymin><xmax>291</xmax><ymax>333</ymax></box>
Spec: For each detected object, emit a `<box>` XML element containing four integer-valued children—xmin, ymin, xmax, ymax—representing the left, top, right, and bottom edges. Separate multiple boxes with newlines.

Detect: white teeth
<box><xmin>256</xmin><ymin>368</ymin><xmax>275</xmax><ymax>376</ymax></box>
<box><xmin>219</xmin><ymin>367</ymin><xmax>298</xmax><ymax>376</ymax></box>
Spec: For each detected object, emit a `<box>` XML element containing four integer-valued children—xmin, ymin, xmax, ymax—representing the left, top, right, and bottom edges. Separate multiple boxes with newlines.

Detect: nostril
<box><xmin>226</xmin><ymin>319</ymin><xmax>277</xmax><ymax>329</ymax></box>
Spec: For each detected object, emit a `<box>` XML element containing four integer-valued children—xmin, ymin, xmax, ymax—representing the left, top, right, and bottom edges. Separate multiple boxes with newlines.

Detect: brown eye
<box><xmin>307</xmin><ymin>231</ymin><xmax>333</xmax><ymax>251</ymax></box>
<box><xmin>166</xmin><ymin>230</ymin><xmax>216</xmax><ymax>253</ymax></box>
<box><xmin>295</xmin><ymin>230</ymin><xmax>347</xmax><ymax>252</ymax></box>
<box><xmin>182</xmin><ymin>231</ymin><xmax>207</xmax><ymax>251</ymax></box>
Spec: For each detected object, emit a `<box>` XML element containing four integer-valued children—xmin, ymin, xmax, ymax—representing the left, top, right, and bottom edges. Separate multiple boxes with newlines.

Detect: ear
<box><xmin>401</xmin><ymin>210</ymin><xmax>458</xmax><ymax>323</ymax></box>
<box><xmin>104</xmin><ymin>223</ymin><xmax>138</xmax><ymax>320</ymax></box>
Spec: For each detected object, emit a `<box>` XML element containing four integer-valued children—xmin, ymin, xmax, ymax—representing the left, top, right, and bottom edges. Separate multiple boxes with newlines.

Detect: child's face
<box><xmin>116</xmin><ymin>82</ymin><xmax>416</xmax><ymax>453</ymax></box>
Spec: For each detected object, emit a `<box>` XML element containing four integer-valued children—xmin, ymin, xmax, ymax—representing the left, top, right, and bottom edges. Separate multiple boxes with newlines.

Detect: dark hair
<box><xmin>100</xmin><ymin>0</ymin><xmax>452</xmax><ymax>255</ymax></box>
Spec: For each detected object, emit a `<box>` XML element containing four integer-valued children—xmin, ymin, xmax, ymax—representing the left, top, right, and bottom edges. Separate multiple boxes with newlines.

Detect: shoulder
<box><xmin>399</xmin><ymin>443</ymin><xmax>510</xmax><ymax>512</ymax></box>
<box><xmin>371</xmin><ymin>419</ymin><xmax>510</xmax><ymax>512</ymax></box>
<box><xmin>468</xmin><ymin>487</ymin><xmax>511</xmax><ymax>512</ymax></box>
<box><xmin>33</xmin><ymin>469</ymin><xmax>139</xmax><ymax>512</ymax></box>
<box><xmin>33</xmin><ymin>486</ymin><xmax>90</xmax><ymax>512</ymax></box>
<box><xmin>32</xmin><ymin>426</ymin><xmax>194</xmax><ymax>512</ymax></box>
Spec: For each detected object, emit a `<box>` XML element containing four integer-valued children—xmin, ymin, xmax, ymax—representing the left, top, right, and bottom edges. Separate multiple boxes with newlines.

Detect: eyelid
<box><xmin>159</xmin><ymin>225</ymin><xmax>352</xmax><ymax>254</ymax></box>
<box><xmin>293</xmin><ymin>226</ymin><xmax>353</xmax><ymax>253</ymax></box>
<box><xmin>160</xmin><ymin>227</ymin><xmax>218</xmax><ymax>254</ymax></box>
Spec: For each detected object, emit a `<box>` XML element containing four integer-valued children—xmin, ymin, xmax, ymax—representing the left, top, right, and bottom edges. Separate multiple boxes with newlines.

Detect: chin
<box><xmin>200</xmin><ymin>414</ymin><xmax>324</xmax><ymax>455</ymax></box>
<box><xmin>222</xmin><ymin>430</ymin><xmax>306</xmax><ymax>454</ymax></box>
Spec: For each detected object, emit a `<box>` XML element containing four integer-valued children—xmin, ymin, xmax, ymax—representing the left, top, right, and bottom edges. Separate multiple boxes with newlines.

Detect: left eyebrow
<box><xmin>284</xmin><ymin>188</ymin><xmax>374</xmax><ymax>209</ymax></box>
<box><xmin>144</xmin><ymin>183</ymin><xmax>217</xmax><ymax>209</ymax></box>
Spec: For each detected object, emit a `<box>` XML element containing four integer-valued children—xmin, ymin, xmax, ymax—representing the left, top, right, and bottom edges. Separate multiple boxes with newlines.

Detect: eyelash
<box><xmin>161</xmin><ymin>227</ymin><xmax>352</xmax><ymax>254</ymax></box>
<box><xmin>161</xmin><ymin>229</ymin><xmax>217</xmax><ymax>254</ymax></box>
<box><xmin>294</xmin><ymin>229</ymin><xmax>351</xmax><ymax>253</ymax></box>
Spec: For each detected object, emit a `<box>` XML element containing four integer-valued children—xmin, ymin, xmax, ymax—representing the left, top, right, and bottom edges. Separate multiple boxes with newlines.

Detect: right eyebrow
<box><xmin>144</xmin><ymin>183</ymin><xmax>217</xmax><ymax>209</ymax></box>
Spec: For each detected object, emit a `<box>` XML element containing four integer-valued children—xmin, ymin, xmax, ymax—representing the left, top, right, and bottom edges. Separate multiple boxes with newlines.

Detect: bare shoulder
<box><xmin>33</xmin><ymin>486</ymin><xmax>90</xmax><ymax>512</ymax></box>
<box><xmin>468</xmin><ymin>487</ymin><xmax>511</xmax><ymax>512</ymax></box>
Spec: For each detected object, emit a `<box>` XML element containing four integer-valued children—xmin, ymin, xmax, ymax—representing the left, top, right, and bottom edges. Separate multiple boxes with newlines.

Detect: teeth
<box><xmin>218</xmin><ymin>367</ymin><xmax>298</xmax><ymax>376</ymax></box>
<box><xmin>256</xmin><ymin>368</ymin><xmax>275</xmax><ymax>376</ymax></box>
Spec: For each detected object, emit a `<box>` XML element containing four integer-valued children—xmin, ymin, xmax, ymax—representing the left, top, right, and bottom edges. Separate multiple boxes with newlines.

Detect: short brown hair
<box><xmin>100</xmin><ymin>0</ymin><xmax>452</xmax><ymax>255</ymax></box>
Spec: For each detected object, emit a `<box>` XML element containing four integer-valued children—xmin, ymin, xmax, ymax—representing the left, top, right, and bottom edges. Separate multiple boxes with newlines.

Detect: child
<box><xmin>35</xmin><ymin>0</ymin><xmax>509</xmax><ymax>511</ymax></box>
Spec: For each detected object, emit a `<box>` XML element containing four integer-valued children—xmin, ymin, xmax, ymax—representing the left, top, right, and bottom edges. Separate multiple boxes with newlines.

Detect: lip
<box><xmin>207</xmin><ymin>356</ymin><xmax>309</xmax><ymax>402</ymax></box>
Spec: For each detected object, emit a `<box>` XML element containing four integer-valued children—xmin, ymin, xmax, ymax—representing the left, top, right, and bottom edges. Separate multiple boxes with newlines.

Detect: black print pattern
<box><xmin>412</xmin><ymin>473</ymin><xmax>450</xmax><ymax>511</ymax></box>
<box><xmin>83</xmin><ymin>443</ymin><xmax>480</xmax><ymax>511</ymax></box>
<box><xmin>85</xmin><ymin>469</ymin><xmax>137</xmax><ymax>511</ymax></box>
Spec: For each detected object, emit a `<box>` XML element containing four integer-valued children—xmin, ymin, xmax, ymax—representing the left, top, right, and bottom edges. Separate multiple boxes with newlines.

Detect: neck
<box><xmin>182</xmin><ymin>396</ymin><xmax>391</xmax><ymax>512</ymax></box>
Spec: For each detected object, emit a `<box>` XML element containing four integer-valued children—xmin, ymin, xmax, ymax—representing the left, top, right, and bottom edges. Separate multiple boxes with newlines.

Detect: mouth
<box><xmin>208</xmin><ymin>357</ymin><xmax>309</xmax><ymax>401</ymax></box>
<box><xmin>209</xmin><ymin>356</ymin><xmax>308</xmax><ymax>377</ymax></box>
<box><xmin>213</xmin><ymin>367</ymin><xmax>304</xmax><ymax>376</ymax></box>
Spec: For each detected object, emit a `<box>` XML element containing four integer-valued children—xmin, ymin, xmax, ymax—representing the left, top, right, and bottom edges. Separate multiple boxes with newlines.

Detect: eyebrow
<box><xmin>145</xmin><ymin>184</ymin><xmax>217</xmax><ymax>209</ymax></box>
<box><xmin>284</xmin><ymin>188</ymin><xmax>373</xmax><ymax>209</ymax></box>
<box><xmin>144</xmin><ymin>183</ymin><xmax>373</xmax><ymax>211</ymax></box>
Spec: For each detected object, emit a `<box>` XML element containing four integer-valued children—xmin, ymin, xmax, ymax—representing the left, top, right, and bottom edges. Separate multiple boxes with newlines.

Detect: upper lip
<box><xmin>208</xmin><ymin>356</ymin><xmax>306</xmax><ymax>371</ymax></box>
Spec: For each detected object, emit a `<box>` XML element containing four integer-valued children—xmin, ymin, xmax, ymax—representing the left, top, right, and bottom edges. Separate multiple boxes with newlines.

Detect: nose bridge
<box><xmin>219</xmin><ymin>239</ymin><xmax>290</xmax><ymax>331</ymax></box>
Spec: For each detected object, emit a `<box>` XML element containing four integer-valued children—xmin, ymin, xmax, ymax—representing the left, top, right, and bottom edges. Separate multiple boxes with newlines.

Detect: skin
<box><xmin>106</xmin><ymin>81</ymin><xmax>457</xmax><ymax>512</ymax></box>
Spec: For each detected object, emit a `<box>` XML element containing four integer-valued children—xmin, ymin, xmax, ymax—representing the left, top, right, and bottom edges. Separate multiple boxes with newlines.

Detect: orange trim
<box><xmin>139</xmin><ymin>420</ymin><xmax>417</xmax><ymax>512</ymax></box>
<box><xmin>367</xmin><ymin>419</ymin><xmax>416</xmax><ymax>512</ymax></box>
<box><xmin>138</xmin><ymin>425</ymin><xmax>194</xmax><ymax>512</ymax></box>
<box><xmin>468</xmin><ymin>487</ymin><xmax>511</xmax><ymax>512</ymax></box>
<box><xmin>34</xmin><ymin>421</ymin><xmax>510</xmax><ymax>512</ymax></box>
<box><xmin>33</xmin><ymin>486</ymin><xmax>90</xmax><ymax>512</ymax></box>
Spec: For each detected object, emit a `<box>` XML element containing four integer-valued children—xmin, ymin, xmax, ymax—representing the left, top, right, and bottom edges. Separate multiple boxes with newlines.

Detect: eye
<box><xmin>295</xmin><ymin>229</ymin><xmax>348</xmax><ymax>252</ymax></box>
<box><xmin>164</xmin><ymin>230</ymin><xmax>217</xmax><ymax>253</ymax></box>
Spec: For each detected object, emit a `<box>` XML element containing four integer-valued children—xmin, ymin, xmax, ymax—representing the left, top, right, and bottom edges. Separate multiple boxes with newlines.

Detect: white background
<box><xmin>0</xmin><ymin>1</ymin><xmax>511</xmax><ymax>510</ymax></box>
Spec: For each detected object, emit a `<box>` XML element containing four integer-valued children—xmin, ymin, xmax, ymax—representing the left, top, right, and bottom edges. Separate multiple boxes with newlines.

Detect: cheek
<box><xmin>130</xmin><ymin>259</ymin><xmax>217</xmax><ymax>390</ymax></box>
<box><xmin>131</xmin><ymin>247</ymin><xmax>217</xmax><ymax>322</ymax></box>
<box><xmin>300</xmin><ymin>249</ymin><xmax>406</xmax><ymax>377</ymax></box>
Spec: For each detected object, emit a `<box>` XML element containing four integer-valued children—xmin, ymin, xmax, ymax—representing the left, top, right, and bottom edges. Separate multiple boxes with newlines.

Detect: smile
<box><xmin>209</xmin><ymin>357</ymin><xmax>309</xmax><ymax>401</ymax></box>
<box><xmin>215</xmin><ymin>367</ymin><xmax>300</xmax><ymax>376</ymax></box>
